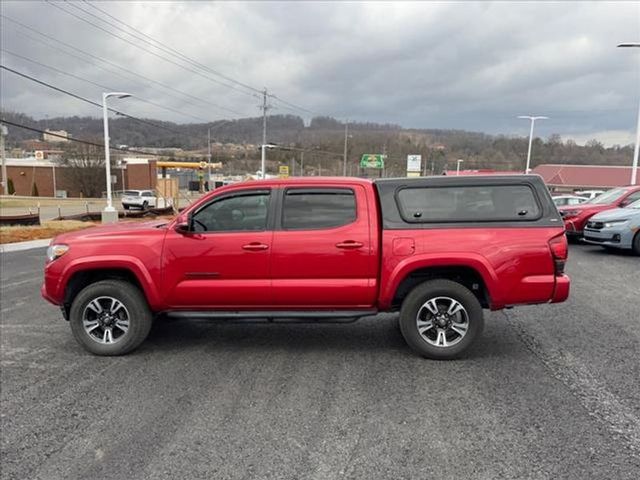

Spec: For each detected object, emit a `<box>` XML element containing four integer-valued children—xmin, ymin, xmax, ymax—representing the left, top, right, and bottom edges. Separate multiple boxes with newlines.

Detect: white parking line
<box><xmin>508</xmin><ymin>312</ymin><xmax>640</xmax><ymax>456</ymax></box>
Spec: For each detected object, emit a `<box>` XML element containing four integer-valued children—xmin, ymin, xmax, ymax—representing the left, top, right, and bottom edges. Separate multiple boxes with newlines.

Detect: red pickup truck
<box><xmin>42</xmin><ymin>175</ymin><xmax>570</xmax><ymax>359</ymax></box>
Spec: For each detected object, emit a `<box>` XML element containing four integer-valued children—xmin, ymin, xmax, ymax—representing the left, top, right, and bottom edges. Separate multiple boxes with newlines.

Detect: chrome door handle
<box><xmin>242</xmin><ymin>243</ymin><xmax>269</xmax><ymax>251</ymax></box>
<box><xmin>336</xmin><ymin>241</ymin><xmax>363</xmax><ymax>249</ymax></box>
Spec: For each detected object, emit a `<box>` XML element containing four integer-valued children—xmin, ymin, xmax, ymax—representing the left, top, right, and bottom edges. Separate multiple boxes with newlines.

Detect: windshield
<box><xmin>124</xmin><ymin>190</ymin><xmax>140</xmax><ymax>196</ymax></box>
<box><xmin>586</xmin><ymin>188</ymin><xmax>627</xmax><ymax>205</ymax></box>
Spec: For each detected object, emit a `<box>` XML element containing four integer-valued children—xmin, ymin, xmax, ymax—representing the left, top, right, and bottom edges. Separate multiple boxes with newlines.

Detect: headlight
<box><xmin>46</xmin><ymin>244</ymin><xmax>69</xmax><ymax>262</ymax></box>
<box><xmin>604</xmin><ymin>220</ymin><xmax>629</xmax><ymax>228</ymax></box>
<box><xmin>562</xmin><ymin>210</ymin><xmax>580</xmax><ymax>218</ymax></box>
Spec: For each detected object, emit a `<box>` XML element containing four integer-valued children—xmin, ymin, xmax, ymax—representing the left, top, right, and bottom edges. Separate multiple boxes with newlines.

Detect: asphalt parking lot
<box><xmin>1</xmin><ymin>244</ymin><xmax>639</xmax><ymax>480</ymax></box>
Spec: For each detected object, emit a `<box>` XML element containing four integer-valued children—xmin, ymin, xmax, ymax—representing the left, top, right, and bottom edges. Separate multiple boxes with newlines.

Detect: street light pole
<box><xmin>102</xmin><ymin>92</ymin><xmax>131</xmax><ymax>223</ymax></box>
<box><xmin>617</xmin><ymin>43</ymin><xmax>640</xmax><ymax>185</ymax></box>
<box><xmin>517</xmin><ymin>115</ymin><xmax>548</xmax><ymax>174</ymax></box>
<box><xmin>343</xmin><ymin>122</ymin><xmax>348</xmax><ymax>176</ymax></box>
<box><xmin>456</xmin><ymin>159</ymin><xmax>464</xmax><ymax>175</ymax></box>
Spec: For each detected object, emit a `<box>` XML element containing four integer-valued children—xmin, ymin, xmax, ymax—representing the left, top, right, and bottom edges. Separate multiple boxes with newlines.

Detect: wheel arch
<box><xmin>61</xmin><ymin>259</ymin><xmax>162</xmax><ymax>318</ymax></box>
<box><xmin>386</xmin><ymin>261</ymin><xmax>496</xmax><ymax>311</ymax></box>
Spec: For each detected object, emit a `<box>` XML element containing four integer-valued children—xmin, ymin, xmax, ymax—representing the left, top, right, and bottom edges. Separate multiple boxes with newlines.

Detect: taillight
<box><xmin>549</xmin><ymin>234</ymin><xmax>568</xmax><ymax>275</ymax></box>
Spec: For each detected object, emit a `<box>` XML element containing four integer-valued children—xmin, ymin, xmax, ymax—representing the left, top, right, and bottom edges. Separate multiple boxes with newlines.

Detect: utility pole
<box><xmin>207</xmin><ymin>126</ymin><xmax>212</xmax><ymax>185</ymax></box>
<box><xmin>343</xmin><ymin>122</ymin><xmax>349</xmax><ymax>176</ymax></box>
<box><xmin>261</xmin><ymin>88</ymin><xmax>269</xmax><ymax>149</ymax></box>
<box><xmin>300</xmin><ymin>151</ymin><xmax>304</xmax><ymax>176</ymax></box>
<box><xmin>1</xmin><ymin>125</ymin><xmax>7</xmax><ymax>195</ymax></box>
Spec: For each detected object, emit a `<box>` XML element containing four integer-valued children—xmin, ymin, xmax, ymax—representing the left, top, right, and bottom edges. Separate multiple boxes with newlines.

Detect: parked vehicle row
<box><xmin>557</xmin><ymin>185</ymin><xmax>640</xmax><ymax>254</ymax></box>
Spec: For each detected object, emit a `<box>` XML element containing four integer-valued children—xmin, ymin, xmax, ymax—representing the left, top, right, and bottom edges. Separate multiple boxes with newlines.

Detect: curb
<box><xmin>0</xmin><ymin>238</ymin><xmax>52</xmax><ymax>254</ymax></box>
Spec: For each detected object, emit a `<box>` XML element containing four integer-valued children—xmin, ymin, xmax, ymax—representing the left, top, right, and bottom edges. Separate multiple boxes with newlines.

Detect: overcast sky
<box><xmin>1</xmin><ymin>1</ymin><xmax>639</xmax><ymax>145</ymax></box>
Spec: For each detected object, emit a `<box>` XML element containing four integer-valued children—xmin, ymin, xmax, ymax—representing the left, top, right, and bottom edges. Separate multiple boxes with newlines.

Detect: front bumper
<box><xmin>583</xmin><ymin>227</ymin><xmax>633</xmax><ymax>249</ymax></box>
<box><xmin>563</xmin><ymin>219</ymin><xmax>582</xmax><ymax>237</ymax></box>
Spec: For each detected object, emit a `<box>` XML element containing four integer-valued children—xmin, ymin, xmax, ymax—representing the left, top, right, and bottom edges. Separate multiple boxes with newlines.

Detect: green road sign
<box><xmin>360</xmin><ymin>154</ymin><xmax>385</xmax><ymax>169</ymax></box>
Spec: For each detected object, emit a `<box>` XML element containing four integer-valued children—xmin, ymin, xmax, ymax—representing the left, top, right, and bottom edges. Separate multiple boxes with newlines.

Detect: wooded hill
<box><xmin>2</xmin><ymin>110</ymin><xmax>634</xmax><ymax>177</ymax></box>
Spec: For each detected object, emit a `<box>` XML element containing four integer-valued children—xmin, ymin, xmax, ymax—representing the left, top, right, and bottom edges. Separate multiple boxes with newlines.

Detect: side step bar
<box><xmin>164</xmin><ymin>310</ymin><xmax>378</xmax><ymax>323</ymax></box>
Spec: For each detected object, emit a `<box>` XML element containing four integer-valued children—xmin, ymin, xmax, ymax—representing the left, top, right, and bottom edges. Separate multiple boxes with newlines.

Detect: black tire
<box><xmin>142</xmin><ymin>201</ymin><xmax>149</xmax><ymax>210</ymax></box>
<box><xmin>69</xmin><ymin>280</ymin><xmax>152</xmax><ymax>356</ymax></box>
<box><xmin>633</xmin><ymin>232</ymin><xmax>640</xmax><ymax>256</ymax></box>
<box><xmin>123</xmin><ymin>204</ymin><xmax>130</xmax><ymax>210</ymax></box>
<box><xmin>399</xmin><ymin>279</ymin><xmax>484</xmax><ymax>360</ymax></box>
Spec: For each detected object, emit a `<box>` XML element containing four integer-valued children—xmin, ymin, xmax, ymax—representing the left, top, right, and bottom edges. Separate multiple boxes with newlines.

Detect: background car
<box><xmin>583</xmin><ymin>199</ymin><xmax>640</xmax><ymax>255</ymax></box>
<box><xmin>573</xmin><ymin>189</ymin><xmax>605</xmax><ymax>200</ymax></box>
<box><xmin>121</xmin><ymin>190</ymin><xmax>157</xmax><ymax>210</ymax></box>
<box><xmin>552</xmin><ymin>195</ymin><xmax>588</xmax><ymax>207</ymax></box>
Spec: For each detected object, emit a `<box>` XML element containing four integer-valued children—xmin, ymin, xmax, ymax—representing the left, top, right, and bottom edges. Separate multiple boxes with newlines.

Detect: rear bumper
<box><xmin>551</xmin><ymin>275</ymin><xmax>570</xmax><ymax>303</ymax></box>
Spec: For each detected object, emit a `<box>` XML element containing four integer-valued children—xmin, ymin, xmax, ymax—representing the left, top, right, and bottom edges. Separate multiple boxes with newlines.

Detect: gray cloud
<box><xmin>1</xmin><ymin>1</ymin><xmax>639</xmax><ymax>145</ymax></box>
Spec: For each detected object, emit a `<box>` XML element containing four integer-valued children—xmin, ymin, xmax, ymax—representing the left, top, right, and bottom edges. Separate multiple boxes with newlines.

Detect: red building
<box><xmin>532</xmin><ymin>164</ymin><xmax>636</xmax><ymax>191</ymax></box>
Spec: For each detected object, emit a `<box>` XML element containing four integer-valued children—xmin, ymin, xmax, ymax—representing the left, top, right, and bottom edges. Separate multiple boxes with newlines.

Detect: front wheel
<box><xmin>399</xmin><ymin>279</ymin><xmax>484</xmax><ymax>360</ymax></box>
<box><xmin>633</xmin><ymin>232</ymin><xmax>640</xmax><ymax>256</ymax></box>
<box><xmin>69</xmin><ymin>280</ymin><xmax>152</xmax><ymax>355</ymax></box>
<box><xmin>142</xmin><ymin>201</ymin><xmax>149</xmax><ymax>210</ymax></box>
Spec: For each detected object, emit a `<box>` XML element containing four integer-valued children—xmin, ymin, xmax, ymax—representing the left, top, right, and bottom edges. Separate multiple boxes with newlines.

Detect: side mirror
<box><xmin>175</xmin><ymin>213</ymin><xmax>191</xmax><ymax>234</ymax></box>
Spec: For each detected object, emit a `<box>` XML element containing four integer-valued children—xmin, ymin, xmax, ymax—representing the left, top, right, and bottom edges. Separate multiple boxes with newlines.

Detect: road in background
<box><xmin>1</xmin><ymin>245</ymin><xmax>638</xmax><ymax>480</ymax></box>
<box><xmin>0</xmin><ymin>195</ymin><xmax>199</xmax><ymax>220</ymax></box>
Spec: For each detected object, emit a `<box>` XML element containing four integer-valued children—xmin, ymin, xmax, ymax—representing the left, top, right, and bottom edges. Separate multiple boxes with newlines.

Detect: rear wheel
<box><xmin>399</xmin><ymin>279</ymin><xmax>484</xmax><ymax>360</ymax></box>
<box><xmin>633</xmin><ymin>232</ymin><xmax>640</xmax><ymax>256</ymax></box>
<box><xmin>123</xmin><ymin>205</ymin><xmax>130</xmax><ymax>210</ymax></box>
<box><xmin>69</xmin><ymin>280</ymin><xmax>152</xmax><ymax>356</ymax></box>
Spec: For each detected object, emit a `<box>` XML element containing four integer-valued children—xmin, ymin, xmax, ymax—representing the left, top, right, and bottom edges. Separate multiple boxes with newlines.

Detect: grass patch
<box><xmin>0</xmin><ymin>198</ymin><xmax>103</xmax><ymax>208</ymax></box>
<box><xmin>0</xmin><ymin>220</ymin><xmax>96</xmax><ymax>244</ymax></box>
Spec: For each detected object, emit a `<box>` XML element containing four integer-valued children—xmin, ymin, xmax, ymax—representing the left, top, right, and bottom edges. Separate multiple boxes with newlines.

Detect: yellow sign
<box><xmin>279</xmin><ymin>165</ymin><xmax>290</xmax><ymax>178</ymax></box>
<box><xmin>407</xmin><ymin>171</ymin><xmax>421</xmax><ymax>177</ymax></box>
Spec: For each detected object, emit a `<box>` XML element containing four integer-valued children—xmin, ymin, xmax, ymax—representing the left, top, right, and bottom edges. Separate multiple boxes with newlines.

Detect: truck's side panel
<box><xmin>378</xmin><ymin>227</ymin><xmax>563</xmax><ymax>310</ymax></box>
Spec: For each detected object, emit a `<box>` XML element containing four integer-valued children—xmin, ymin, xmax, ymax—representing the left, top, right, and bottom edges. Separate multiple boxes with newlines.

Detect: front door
<box><xmin>162</xmin><ymin>189</ymin><xmax>274</xmax><ymax>308</ymax></box>
<box><xmin>270</xmin><ymin>185</ymin><xmax>377</xmax><ymax>308</ymax></box>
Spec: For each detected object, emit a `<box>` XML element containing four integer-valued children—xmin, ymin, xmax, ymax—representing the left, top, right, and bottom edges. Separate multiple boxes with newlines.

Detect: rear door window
<box><xmin>397</xmin><ymin>185</ymin><xmax>541</xmax><ymax>222</ymax></box>
<box><xmin>282</xmin><ymin>188</ymin><xmax>356</xmax><ymax>230</ymax></box>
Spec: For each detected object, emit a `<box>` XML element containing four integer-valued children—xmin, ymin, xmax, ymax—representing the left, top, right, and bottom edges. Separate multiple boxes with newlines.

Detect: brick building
<box><xmin>1</xmin><ymin>157</ymin><xmax>157</xmax><ymax>198</ymax></box>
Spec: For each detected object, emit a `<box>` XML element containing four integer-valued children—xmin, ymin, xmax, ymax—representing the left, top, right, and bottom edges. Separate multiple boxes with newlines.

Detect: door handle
<box><xmin>242</xmin><ymin>242</ymin><xmax>269</xmax><ymax>251</ymax></box>
<box><xmin>336</xmin><ymin>240</ymin><xmax>364</xmax><ymax>249</ymax></box>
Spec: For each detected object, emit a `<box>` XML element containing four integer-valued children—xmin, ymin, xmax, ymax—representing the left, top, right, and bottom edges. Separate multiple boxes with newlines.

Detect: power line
<box><xmin>1</xmin><ymin>65</ymin><xmax>195</xmax><ymax>139</ymax></box>
<box><xmin>1</xmin><ymin>15</ymin><xmax>248</xmax><ymax>117</ymax></box>
<box><xmin>45</xmin><ymin>1</ymin><xmax>261</xmax><ymax>99</ymax></box>
<box><xmin>1</xmin><ymin>49</ymin><xmax>213</xmax><ymax>124</ymax></box>
<box><xmin>57</xmin><ymin>0</ymin><xmax>323</xmax><ymax>118</ymax></box>
<box><xmin>78</xmin><ymin>0</ymin><xmax>263</xmax><ymax>96</ymax></box>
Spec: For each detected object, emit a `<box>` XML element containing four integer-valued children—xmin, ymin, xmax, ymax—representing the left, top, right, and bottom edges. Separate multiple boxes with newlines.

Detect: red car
<box><xmin>558</xmin><ymin>185</ymin><xmax>640</xmax><ymax>241</ymax></box>
<box><xmin>42</xmin><ymin>175</ymin><xmax>569</xmax><ymax>359</ymax></box>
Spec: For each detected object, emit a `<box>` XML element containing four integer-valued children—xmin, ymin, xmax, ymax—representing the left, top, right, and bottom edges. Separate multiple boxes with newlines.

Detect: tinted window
<box><xmin>192</xmin><ymin>192</ymin><xmax>270</xmax><ymax>232</ymax></box>
<box><xmin>125</xmin><ymin>190</ymin><xmax>140</xmax><ymax>196</ymax></box>
<box><xmin>397</xmin><ymin>185</ymin><xmax>541</xmax><ymax>222</ymax></box>
<box><xmin>282</xmin><ymin>189</ymin><xmax>356</xmax><ymax>230</ymax></box>
<box><xmin>141</xmin><ymin>191</ymin><xmax>154</xmax><ymax>197</ymax></box>
<box><xmin>622</xmin><ymin>191</ymin><xmax>640</xmax><ymax>206</ymax></box>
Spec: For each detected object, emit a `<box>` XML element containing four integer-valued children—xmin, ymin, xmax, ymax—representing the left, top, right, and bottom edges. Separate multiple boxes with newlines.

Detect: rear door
<box><xmin>270</xmin><ymin>185</ymin><xmax>377</xmax><ymax>307</ymax></box>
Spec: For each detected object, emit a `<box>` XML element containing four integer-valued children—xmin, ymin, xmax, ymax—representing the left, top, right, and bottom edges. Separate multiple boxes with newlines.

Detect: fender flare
<box><xmin>380</xmin><ymin>253</ymin><xmax>501</xmax><ymax>309</ymax></box>
<box><xmin>58</xmin><ymin>256</ymin><xmax>164</xmax><ymax>311</ymax></box>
